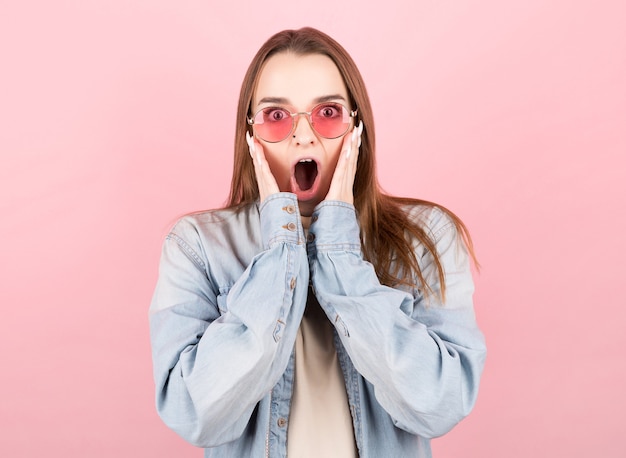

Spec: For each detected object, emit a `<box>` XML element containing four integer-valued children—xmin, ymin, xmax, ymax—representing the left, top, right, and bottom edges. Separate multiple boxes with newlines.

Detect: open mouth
<box><xmin>294</xmin><ymin>159</ymin><xmax>318</xmax><ymax>191</ymax></box>
<box><xmin>291</xmin><ymin>159</ymin><xmax>320</xmax><ymax>200</ymax></box>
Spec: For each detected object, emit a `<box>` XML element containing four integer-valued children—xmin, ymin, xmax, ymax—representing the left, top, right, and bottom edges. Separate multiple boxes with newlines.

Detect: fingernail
<box><xmin>358</xmin><ymin>121</ymin><xmax>364</xmax><ymax>135</ymax></box>
<box><xmin>346</xmin><ymin>146</ymin><xmax>351</xmax><ymax>159</ymax></box>
<box><xmin>351</xmin><ymin>128</ymin><xmax>358</xmax><ymax>142</ymax></box>
<box><xmin>245</xmin><ymin>132</ymin><xmax>255</xmax><ymax>157</ymax></box>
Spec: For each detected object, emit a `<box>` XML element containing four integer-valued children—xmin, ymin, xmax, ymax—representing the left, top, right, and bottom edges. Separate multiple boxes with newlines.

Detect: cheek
<box><xmin>324</xmin><ymin>138</ymin><xmax>346</xmax><ymax>172</ymax></box>
<box><xmin>262</xmin><ymin>146</ymin><xmax>291</xmax><ymax>187</ymax></box>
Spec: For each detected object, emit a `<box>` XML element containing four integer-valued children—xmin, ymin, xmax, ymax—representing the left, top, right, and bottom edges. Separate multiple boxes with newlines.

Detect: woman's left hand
<box><xmin>325</xmin><ymin>121</ymin><xmax>363</xmax><ymax>205</ymax></box>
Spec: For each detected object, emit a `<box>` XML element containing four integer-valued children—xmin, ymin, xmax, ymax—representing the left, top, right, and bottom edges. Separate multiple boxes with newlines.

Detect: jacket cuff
<box><xmin>307</xmin><ymin>201</ymin><xmax>361</xmax><ymax>252</ymax></box>
<box><xmin>259</xmin><ymin>193</ymin><xmax>304</xmax><ymax>249</ymax></box>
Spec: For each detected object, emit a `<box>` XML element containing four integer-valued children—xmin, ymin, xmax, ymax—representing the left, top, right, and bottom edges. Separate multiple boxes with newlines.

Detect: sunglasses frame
<box><xmin>247</xmin><ymin>102</ymin><xmax>358</xmax><ymax>143</ymax></box>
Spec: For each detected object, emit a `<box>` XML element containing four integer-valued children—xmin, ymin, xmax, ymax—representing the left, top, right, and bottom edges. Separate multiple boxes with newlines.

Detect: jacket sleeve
<box><xmin>149</xmin><ymin>194</ymin><xmax>309</xmax><ymax>447</ymax></box>
<box><xmin>308</xmin><ymin>201</ymin><xmax>486</xmax><ymax>438</ymax></box>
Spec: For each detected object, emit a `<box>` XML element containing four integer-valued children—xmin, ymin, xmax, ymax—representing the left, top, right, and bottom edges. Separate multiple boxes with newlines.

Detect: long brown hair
<box><xmin>227</xmin><ymin>27</ymin><xmax>477</xmax><ymax>301</ymax></box>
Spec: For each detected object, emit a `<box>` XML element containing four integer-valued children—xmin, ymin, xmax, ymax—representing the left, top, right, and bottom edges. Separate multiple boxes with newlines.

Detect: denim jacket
<box><xmin>149</xmin><ymin>193</ymin><xmax>486</xmax><ymax>458</ymax></box>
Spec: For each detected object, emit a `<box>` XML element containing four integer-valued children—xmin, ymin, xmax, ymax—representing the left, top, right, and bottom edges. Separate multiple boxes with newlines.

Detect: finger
<box><xmin>343</xmin><ymin>122</ymin><xmax>364</xmax><ymax>198</ymax></box>
<box><xmin>345</xmin><ymin>122</ymin><xmax>359</xmax><ymax>172</ymax></box>
<box><xmin>247</xmin><ymin>133</ymin><xmax>279</xmax><ymax>202</ymax></box>
<box><xmin>326</xmin><ymin>127</ymin><xmax>357</xmax><ymax>203</ymax></box>
<box><xmin>343</xmin><ymin>124</ymin><xmax>360</xmax><ymax>178</ymax></box>
<box><xmin>346</xmin><ymin>121</ymin><xmax>362</xmax><ymax>183</ymax></box>
<box><xmin>246</xmin><ymin>131</ymin><xmax>254</xmax><ymax>157</ymax></box>
<box><xmin>246</xmin><ymin>131</ymin><xmax>263</xmax><ymax>184</ymax></box>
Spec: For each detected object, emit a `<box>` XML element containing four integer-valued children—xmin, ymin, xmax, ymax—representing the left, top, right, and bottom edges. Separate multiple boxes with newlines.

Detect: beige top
<box><xmin>287</xmin><ymin>289</ymin><xmax>358</xmax><ymax>457</ymax></box>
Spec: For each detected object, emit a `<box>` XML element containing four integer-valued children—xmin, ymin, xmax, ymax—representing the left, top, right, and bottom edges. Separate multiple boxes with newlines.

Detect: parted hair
<box><xmin>227</xmin><ymin>27</ymin><xmax>477</xmax><ymax>301</ymax></box>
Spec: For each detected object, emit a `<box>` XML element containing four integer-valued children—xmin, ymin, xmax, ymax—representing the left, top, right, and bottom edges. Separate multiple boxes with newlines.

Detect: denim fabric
<box><xmin>149</xmin><ymin>193</ymin><xmax>486</xmax><ymax>457</ymax></box>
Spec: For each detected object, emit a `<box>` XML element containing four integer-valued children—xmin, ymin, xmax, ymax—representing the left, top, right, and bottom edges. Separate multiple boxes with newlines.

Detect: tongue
<box><xmin>294</xmin><ymin>161</ymin><xmax>318</xmax><ymax>191</ymax></box>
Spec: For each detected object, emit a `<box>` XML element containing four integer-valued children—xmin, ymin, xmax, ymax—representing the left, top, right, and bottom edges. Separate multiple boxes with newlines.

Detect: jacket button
<box><xmin>283</xmin><ymin>222</ymin><xmax>296</xmax><ymax>231</ymax></box>
<box><xmin>307</xmin><ymin>233</ymin><xmax>315</xmax><ymax>242</ymax></box>
<box><xmin>283</xmin><ymin>205</ymin><xmax>296</xmax><ymax>214</ymax></box>
<box><xmin>311</xmin><ymin>214</ymin><xmax>318</xmax><ymax>222</ymax></box>
<box><xmin>277</xmin><ymin>417</ymin><xmax>287</xmax><ymax>428</ymax></box>
<box><xmin>290</xmin><ymin>277</ymin><xmax>296</xmax><ymax>290</ymax></box>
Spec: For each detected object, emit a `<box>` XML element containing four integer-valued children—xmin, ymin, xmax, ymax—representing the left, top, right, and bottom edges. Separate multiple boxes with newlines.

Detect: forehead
<box><xmin>253</xmin><ymin>52</ymin><xmax>348</xmax><ymax>108</ymax></box>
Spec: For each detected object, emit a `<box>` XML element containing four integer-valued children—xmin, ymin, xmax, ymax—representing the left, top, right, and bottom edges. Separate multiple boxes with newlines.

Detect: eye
<box><xmin>263</xmin><ymin>108</ymin><xmax>289</xmax><ymax>123</ymax></box>
<box><xmin>317</xmin><ymin>103</ymin><xmax>341</xmax><ymax>118</ymax></box>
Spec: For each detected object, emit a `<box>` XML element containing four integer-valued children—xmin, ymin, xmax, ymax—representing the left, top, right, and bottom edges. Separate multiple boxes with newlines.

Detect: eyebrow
<box><xmin>256</xmin><ymin>94</ymin><xmax>347</xmax><ymax>106</ymax></box>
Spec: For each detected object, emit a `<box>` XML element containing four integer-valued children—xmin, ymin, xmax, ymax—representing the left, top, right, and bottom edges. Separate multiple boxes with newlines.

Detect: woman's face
<box><xmin>251</xmin><ymin>52</ymin><xmax>352</xmax><ymax>216</ymax></box>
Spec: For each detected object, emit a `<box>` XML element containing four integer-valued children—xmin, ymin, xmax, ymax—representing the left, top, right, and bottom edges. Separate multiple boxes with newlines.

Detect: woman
<box><xmin>150</xmin><ymin>27</ymin><xmax>486</xmax><ymax>457</ymax></box>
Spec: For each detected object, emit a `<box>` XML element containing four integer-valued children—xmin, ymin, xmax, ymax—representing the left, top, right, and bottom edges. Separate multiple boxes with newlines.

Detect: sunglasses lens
<box><xmin>311</xmin><ymin>103</ymin><xmax>351</xmax><ymax>138</ymax></box>
<box><xmin>253</xmin><ymin>108</ymin><xmax>293</xmax><ymax>142</ymax></box>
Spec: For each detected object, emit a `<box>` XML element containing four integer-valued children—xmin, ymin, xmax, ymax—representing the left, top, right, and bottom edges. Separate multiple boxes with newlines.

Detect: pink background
<box><xmin>1</xmin><ymin>1</ymin><xmax>625</xmax><ymax>456</ymax></box>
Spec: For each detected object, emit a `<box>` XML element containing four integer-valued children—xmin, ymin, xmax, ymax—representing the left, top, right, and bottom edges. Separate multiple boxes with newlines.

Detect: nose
<box><xmin>292</xmin><ymin>113</ymin><xmax>316</xmax><ymax>145</ymax></box>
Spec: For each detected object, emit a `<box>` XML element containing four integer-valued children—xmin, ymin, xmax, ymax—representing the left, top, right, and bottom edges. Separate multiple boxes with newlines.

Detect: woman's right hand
<box><xmin>246</xmin><ymin>132</ymin><xmax>279</xmax><ymax>203</ymax></box>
